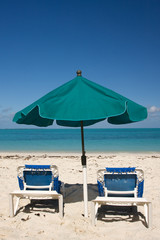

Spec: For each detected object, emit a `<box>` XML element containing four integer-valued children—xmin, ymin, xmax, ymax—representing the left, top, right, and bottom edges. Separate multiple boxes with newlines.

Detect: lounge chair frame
<box><xmin>91</xmin><ymin>167</ymin><xmax>152</xmax><ymax>228</ymax></box>
<box><xmin>9</xmin><ymin>165</ymin><xmax>64</xmax><ymax>218</ymax></box>
<box><xmin>91</xmin><ymin>197</ymin><xmax>151</xmax><ymax>227</ymax></box>
<box><xmin>9</xmin><ymin>190</ymin><xmax>63</xmax><ymax>218</ymax></box>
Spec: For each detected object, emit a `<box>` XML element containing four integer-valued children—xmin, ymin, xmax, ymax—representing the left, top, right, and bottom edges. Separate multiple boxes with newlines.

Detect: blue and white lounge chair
<box><xmin>91</xmin><ymin>167</ymin><xmax>152</xmax><ymax>227</ymax></box>
<box><xmin>9</xmin><ymin>165</ymin><xmax>64</xmax><ymax>218</ymax></box>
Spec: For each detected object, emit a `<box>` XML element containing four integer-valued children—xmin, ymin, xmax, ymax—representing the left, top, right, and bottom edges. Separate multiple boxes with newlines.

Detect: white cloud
<box><xmin>148</xmin><ymin>106</ymin><xmax>160</xmax><ymax>113</ymax></box>
<box><xmin>147</xmin><ymin>106</ymin><xmax>160</xmax><ymax>125</ymax></box>
<box><xmin>0</xmin><ymin>107</ymin><xmax>14</xmax><ymax>120</ymax></box>
<box><xmin>0</xmin><ymin>107</ymin><xmax>15</xmax><ymax>128</ymax></box>
<box><xmin>1</xmin><ymin>107</ymin><xmax>12</xmax><ymax>113</ymax></box>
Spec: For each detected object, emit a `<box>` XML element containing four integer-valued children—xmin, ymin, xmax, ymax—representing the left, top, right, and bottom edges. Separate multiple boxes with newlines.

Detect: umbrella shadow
<box><xmin>15</xmin><ymin>183</ymin><xmax>98</xmax><ymax>217</ymax></box>
<box><xmin>64</xmin><ymin>183</ymin><xmax>98</xmax><ymax>203</ymax></box>
<box><xmin>96</xmin><ymin>205</ymin><xmax>148</xmax><ymax>227</ymax></box>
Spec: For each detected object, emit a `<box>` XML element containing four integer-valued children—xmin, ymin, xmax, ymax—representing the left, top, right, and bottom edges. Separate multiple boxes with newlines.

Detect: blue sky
<box><xmin>0</xmin><ymin>0</ymin><xmax>160</xmax><ymax>128</ymax></box>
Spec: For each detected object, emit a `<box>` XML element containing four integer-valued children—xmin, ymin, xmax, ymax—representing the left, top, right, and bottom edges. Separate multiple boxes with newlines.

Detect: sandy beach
<box><xmin>0</xmin><ymin>152</ymin><xmax>160</xmax><ymax>240</ymax></box>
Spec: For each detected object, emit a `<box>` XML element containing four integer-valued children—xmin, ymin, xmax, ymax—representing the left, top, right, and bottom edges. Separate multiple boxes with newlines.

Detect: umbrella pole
<box><xmin>81</xmin><ymin>121</ymin><xmax>88</xmax><ymax>218</ymax></box>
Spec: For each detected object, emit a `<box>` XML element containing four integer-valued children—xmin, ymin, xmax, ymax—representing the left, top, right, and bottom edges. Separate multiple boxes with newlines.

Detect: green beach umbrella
<box><xmin>13</xmin><ymin>70</ymin><xmax>147</xmax><ymax>217</ymax></box>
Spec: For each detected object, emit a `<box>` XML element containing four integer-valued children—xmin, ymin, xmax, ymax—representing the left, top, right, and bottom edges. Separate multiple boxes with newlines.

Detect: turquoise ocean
<box><xmin>0</xmin><ymin>128</ymin><xmax>160</xmax><ymax>153</ymax></box>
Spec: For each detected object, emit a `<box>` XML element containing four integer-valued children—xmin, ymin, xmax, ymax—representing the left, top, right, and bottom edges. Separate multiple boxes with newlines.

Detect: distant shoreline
<box><xmin>1</xmin><ymin>151</ymin><xmax>160</xmax><ymax>156</ymax></box>
<box><xmin>1</xmin><ymin>127</ymin><xmax>160</xmax><ymax>130</ymax></box>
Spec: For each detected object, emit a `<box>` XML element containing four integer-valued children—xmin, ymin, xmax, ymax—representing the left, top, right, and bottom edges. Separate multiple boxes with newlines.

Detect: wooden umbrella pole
<box><xmin>80</xmin><ymin>121</ymin><xmax>88</xmax><ymax>217</ymax></box>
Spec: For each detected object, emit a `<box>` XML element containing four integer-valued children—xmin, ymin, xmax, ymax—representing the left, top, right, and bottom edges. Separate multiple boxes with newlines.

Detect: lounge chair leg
<box><xmin>144</xmin><ymin>203</ymin><xmax>152</xmax><ymax>228</ymax></box>
<box><xmin>61</xmin><ymin>182</ymin><xmax>65</xmax><ymax>198</ymax></box>
<box><xmin>58</xmin><ymin>195</ymin><xmax>63</xmax><ymax>219</ymax></box>
<box><xmin>9</xmin><ymin>194</ymin><xmax>14</xmax><ymax>217</ymax></box>
<box><xmin>91</xmin><ymin>202</ymin><xmax>96</xmax><ymax>226</ymax></box>
<box><xmin>95</xmin><ymin>202</ymin><xmax>99</xmax><ymax>216</ymax></box>
<box><xmin>14</xmin><ymin>197</ymin><xmax>20</xmax><ymax>216</ymax></box>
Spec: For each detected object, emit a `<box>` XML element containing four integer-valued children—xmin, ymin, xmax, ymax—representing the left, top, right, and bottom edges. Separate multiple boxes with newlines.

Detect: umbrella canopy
<box><xmin>13</xmin><ymin>71</ymin><xmax>147</xmax><ymax>127</ymax></box>
<box><xmin>13</xmin><ymin>70</ymin><xmax>147</xmax><ymax>217</ymax></box>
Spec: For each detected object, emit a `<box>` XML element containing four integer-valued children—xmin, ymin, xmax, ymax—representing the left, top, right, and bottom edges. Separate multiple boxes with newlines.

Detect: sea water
<box><xmin>0</xmin><ymin>128</ymin><xmax>159</xmax><ymax>153</ymax></box>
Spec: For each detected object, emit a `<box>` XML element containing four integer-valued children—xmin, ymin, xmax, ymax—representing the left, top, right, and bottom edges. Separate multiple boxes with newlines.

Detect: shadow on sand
<box><xmin>18</xmin><ymin>183</ymin><xmax>147</xmax><ymax>226</ymax></box>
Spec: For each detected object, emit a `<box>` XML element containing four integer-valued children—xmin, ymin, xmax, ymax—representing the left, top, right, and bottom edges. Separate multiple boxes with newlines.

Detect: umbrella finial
<box><xmin>76</xmin><ymin>70</ymin><xmax>82</xmax><ymax>76</ymax></box>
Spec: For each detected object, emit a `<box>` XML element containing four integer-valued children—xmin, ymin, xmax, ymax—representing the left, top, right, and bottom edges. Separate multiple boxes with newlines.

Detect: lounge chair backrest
<box><xmin>97</xmin><ymin>167</ymin><xmax>144</xmax><ymax>198</ymax></box>
<box><xmin>23</xmin><ymin>169</ymin><xmax>53</xmax><ymax>190</ymax></box>
<box><xmin>17</xmin><ymin>164</ymin><xmax>61</xmax><ymax>193</ymax></box>
<box><xmin>104</xmin><ymin>173</ymin><xmax>137</xmax><ymax>197</ymax></box>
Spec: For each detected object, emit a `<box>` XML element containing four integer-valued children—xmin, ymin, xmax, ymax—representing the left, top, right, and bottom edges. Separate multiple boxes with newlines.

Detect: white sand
<box><xmin>0</xmin><ymin>152</ymin><xmax>160</xmax><ymax>240</ymax></box>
